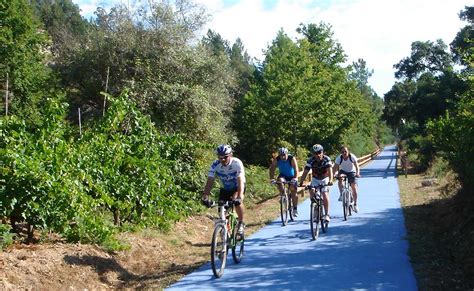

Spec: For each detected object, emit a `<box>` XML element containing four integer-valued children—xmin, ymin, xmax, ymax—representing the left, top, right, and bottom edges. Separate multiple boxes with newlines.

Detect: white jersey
<box><xmin>208</xmin><ymin>157</ymin><xmax>246</xmax><ymax>190</ymax></box>
<box><xmin>335</xmin><ymin>153</ymin><xmax>358</xmax><ymax>173</ymax></box>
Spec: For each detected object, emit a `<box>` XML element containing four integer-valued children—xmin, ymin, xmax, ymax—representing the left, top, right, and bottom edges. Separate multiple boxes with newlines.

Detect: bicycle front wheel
<box><xmin>342</xmin><ymin>189</ymin><xmax>350</xmax><ymax>221</ymax></box>
<box><xmin>288</xmin><ymin>193</ymin><xmax>294</xmax><ymax>221</ymax></box>
<box><xmin>321</xmin><ymin>204</ymin><xmax>328</xmax><ymax>233</ymax></box>
<box><xmin>211</xmin><ymin>224</ymin><xmax>227</xmax><ymax>278</ymax></box>
<box><xmin>310</xmin><ymin>200</ymin><xmax>320</xmax><ymax>240</ymax></box>
<box><xmin>232</xmin><ymin>225</ymin><xmax>245</xmax><ymax>263</ymax></box>
<box><xmin>280</xmin><ymin>193</ymin><xmax>289</xmax><ymax>226</ymax></box>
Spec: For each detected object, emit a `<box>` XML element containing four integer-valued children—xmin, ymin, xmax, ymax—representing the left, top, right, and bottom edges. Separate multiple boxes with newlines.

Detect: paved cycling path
<box><xmin>167</xmin><ymin>145</ymin><xmax>417</xmax><ymax>290</ymax></box>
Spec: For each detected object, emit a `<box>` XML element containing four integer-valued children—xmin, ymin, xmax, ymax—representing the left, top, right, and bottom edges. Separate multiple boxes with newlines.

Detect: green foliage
<box><xmin>0</xmin><ymin>223</ymin><xmax>15</xmax><ymax>250</ymax></box>
<box><xmin>0</xmin><ymin>0</ymin><xmax>52</xmax><ymax>120</ymax></box>
<box><xmin>428</xmin><ymin>94</ymin><xmax>474</xmax><ymax>189</ymax></box>
<box><xmin>235</xmin><ymin>23</ymin><xmax>381</xmax><ymax>164</ymax></box>
<box><xmin>1</xmin><ymin>90</ymin><xmax>205</xmax><ymax>245</ymax></box>
<box><xmin>244</xmin><ymin>165</ymin><xmax>275</xmax><ymax>203</ymax></box>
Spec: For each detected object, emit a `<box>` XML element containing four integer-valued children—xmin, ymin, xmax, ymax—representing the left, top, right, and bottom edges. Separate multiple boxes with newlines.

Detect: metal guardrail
<box><xmin>294</xmin><ymin>147</ymin><xmax>381</xmax><ymax>195</ymax></box>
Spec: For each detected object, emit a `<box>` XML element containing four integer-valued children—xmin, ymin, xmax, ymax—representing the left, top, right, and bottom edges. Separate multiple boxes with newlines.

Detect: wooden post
<box><xmin>78</xmin><ymin>107</ymin><xmax>82</xmax><ymax>137</ymax></box>
<box><xmin>103</xmin><ymin>66</ymin><xmax>110</xmax><ymax>117</ymax></box>
<box><xmin>5</xmin><ymin>72</ymin><xmax>8</xmax><ymax>116</ymax></box>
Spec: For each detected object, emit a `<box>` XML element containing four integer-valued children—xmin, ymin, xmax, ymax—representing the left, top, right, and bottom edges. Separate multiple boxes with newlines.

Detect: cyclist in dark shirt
<box><xmin>299</xmin><ymin>144</ymin><xmax>333</xmax><ymax>222</ymax></box>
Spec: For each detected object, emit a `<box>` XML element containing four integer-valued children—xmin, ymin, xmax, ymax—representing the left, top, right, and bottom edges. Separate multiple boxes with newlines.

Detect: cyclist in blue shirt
<box><xmin>202</xmin><ymin>144</ymin><xmax>246</xmax><ymax>234</ymax></box>
<box><xmin>269</xmin><ymin>147</ymin><xmax>300</xmax><ymax>216</ymax></box>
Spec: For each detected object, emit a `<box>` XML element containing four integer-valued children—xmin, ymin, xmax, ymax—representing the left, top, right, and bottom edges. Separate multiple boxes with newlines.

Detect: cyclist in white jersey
<box><xmin>333</xmin><ymin>146</ymin><xmax>360</xmax><ymax>213</ymax></box>
<box><xmin>202</xmin><ymin>144</ymin><xmax>246</xmax><ymax>233</ymax></box>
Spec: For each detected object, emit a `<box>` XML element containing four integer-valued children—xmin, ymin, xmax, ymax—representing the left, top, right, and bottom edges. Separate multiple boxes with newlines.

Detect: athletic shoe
<box><xmin>293</xmin><ymin>208</ymin><xmax>298</xmax><ymax>217</ymax></box>
<box><xmin>338</xmin><ymin>194</ymin><xmax>342</xmax><ymax>201</ymax></box>
<box><xmin>353</xmin><ymin>205</ymin><xmax>359</xmax><ymax>213</ymax></box>
<box><xmin>324</xmin><ymin>215</ymin><xmax>331</xmax><ymax>222</ymax></box>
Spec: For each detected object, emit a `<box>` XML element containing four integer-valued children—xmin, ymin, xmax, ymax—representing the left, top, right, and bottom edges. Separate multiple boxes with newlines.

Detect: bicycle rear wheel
<box><xmin>211</xmin><ymin>224</ymin><xmax>227</xmax><ymax>278</ymax></box>
<box><xmin>231</xmin><ymin>225</ymin><xmax>245</xmax><ymax>263</ymax></box>
<box><xmin>310</xmin><ymin>200</ymin><xmax>320</xmax><ymax>240</ymax></box>
<box><xmin>280</xmin><ymin>193</ymin><xmax>289</xmax><ymax>226</ymax></box>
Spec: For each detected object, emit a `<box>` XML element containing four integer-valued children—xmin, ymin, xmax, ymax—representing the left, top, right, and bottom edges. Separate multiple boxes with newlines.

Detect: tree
<box><xmin>0</xmin><ymin>0</ymin><xmax>51</xmax><ymax>120</ymax></box>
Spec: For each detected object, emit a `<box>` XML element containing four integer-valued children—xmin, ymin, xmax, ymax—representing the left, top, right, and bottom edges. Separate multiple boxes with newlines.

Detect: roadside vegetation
<box><xmin>0</xmin><ymin>0</ymin><xmax>472</xmax><ymax>289</ymax></box>
<box><xmin>398</xmin><ymin>158</ymin><xmax>474</xmax><ymax>290</ymax></box>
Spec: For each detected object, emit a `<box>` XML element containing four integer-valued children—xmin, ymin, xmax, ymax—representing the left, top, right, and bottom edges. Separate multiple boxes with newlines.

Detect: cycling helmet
<box><xmin>216</xmin><ymin>144</ymin><xmax>232</xmax><ymax>156</ymax></box>
<box><xmin>312</xmin><ymin>144</ymin><xmax>324</xmax><ymax>153</ymax></box>
<box><xmin>278</xmin><ymin>147</ymin><xmax>288</xmax><ymax>155</ymax></box>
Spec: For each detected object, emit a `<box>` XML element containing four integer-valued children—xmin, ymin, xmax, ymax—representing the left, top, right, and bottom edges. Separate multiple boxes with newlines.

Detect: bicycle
<box><xmin>271</xmin><ymin>180</ymin><xmax>296</xmax><ymax>225</ymax></box>
<box><xmin>305</xmin><ymin>184</ymin><xmax>329</xmax><ymax>240</ymax></box>
<box><xmin>210</xmin><ymin>199</ymin><xmax>245</xmax><ymax>278</ymax></box>
<box><xmin>337</xmin><ymin>174</ymin><xmax>353</xmax><ymax>221</ymax></box>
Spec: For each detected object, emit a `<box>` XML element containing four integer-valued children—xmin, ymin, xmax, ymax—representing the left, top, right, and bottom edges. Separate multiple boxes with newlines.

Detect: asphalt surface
<box><xmin>167</xmin><ymin>145</ymin><xmax>417</xmax><ymax>290</ymax></box>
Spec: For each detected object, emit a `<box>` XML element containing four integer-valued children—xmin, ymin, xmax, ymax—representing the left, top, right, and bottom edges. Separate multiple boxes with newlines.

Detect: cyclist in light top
<box><xmin>202</xmin><ymin>144</ymin><xmax>246</xmax><ymax>234</ymax></box>
<box><xmin>299</xmin><ymin>144</ymin><xmax>333</xmax><ymax>222</ymax></box>
<box><xmin>333</xmin><ymin>145</ymin><xmax>360</xmax><ymax>213</ymax></box>
<box><xmin>269</xmin><ymin>147</ymin><xmax>300</xmax><ymax>216</ymax></box>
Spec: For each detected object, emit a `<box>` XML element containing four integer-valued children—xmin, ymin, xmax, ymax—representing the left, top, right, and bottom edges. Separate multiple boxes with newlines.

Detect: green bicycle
<box><xmin>210</xmin><ymin>200</ymin><xmax>245</xmax><ymax>278</ymax></box>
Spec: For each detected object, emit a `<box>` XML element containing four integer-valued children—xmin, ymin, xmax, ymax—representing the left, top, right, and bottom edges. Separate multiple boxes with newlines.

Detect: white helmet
<box><xmin>312</xmin><ymin>144</ymin><xmax>324</xmax><ymax>153</ymax></box>
<box><xmin>216</xmin><ymin>144</ymin><xmax>232</xmax><ymax>156</ymax></box>
<box><xmin>278</xmin><ymin>147</ymin><xmax>288</xmax><ymax>155</ymax></box>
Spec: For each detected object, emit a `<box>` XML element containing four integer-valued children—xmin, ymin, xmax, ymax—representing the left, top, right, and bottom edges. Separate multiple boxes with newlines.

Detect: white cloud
<box><xmin>194</xmin><ymin>0</ymin><xmax>468</xmax><ymax>96</ymax></box>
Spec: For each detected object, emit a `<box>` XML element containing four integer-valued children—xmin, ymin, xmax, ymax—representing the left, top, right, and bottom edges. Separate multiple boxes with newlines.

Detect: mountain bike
<box><xmin>210</xmin><ymin>200</ymin><xmax>245</xmax><ymax>278</ymax></box>
<box><xmin>337</xmin><ymin>174</ymin><xmax>353</xmax><ymax>221</ymax></box>
<box><xmin>271</xmin><ymin>180</ymin><xmax>295</xmax><ymax>225</ymax></box>
<box><xmin>305</xmin><ymin>184</ymin><xmax>329</xmax><ymax>240</ymax></box>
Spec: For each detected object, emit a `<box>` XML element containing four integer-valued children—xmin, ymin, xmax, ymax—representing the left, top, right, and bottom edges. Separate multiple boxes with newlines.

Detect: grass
<box><xmin>398</xmin><ymin>164</ymin><xmax>474</xmax><ymax>290</ymax></box>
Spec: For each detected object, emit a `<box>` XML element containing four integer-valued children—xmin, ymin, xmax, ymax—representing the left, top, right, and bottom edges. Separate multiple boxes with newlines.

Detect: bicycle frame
<box><xmin>210</xmin><ymin>200</ymin><xmax>244</xmax><ymax>278</ymax></box>
<box><xmin>338</xmin><ymin>174</ymin><xmax>353</xmax><ymax>221</ymax></box>
<box><xmin>306</xmin><ymin>184</ymin><xmax>329</xmax><ymax>239</ymax></box>
<box><xmin>272</xmin><ymin>180</ymin><xmax>296</xmax><ymax>225</ymax></box>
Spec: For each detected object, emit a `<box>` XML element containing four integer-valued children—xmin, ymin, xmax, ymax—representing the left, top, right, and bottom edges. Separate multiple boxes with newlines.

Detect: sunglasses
<box><xmin>341</xmin><ymin>151</ymin><xmax>348</xmax><ymax>154</ymax></box>
<box><xmin>218</xmin><ymin>155</ymin><xmax>230</xmax><ymax>160</ymax></box>
<box><xmin>314</xmin><ymin>150</ymin><xmax>323</xmax><ymax>154</ymax></box>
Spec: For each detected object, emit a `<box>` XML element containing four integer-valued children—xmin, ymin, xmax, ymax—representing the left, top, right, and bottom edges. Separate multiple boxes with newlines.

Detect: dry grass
<box><xmin>398</xmin><ymin>165</ymin><xmax>474</xmax><ymax>290</ymax></box>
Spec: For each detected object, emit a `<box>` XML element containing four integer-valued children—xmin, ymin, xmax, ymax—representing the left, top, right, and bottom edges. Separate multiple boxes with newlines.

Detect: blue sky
<box><xmin>72</xmin><ymin>0</ymin><xmax>469</xmax><ymax>97</ymax></box>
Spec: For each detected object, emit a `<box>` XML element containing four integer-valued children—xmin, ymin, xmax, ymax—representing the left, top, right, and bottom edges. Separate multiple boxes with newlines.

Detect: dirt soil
<box><xmin>0</xmin><ymin>196</ymin><xmax>282</xmax><ymax>290</ymax></box>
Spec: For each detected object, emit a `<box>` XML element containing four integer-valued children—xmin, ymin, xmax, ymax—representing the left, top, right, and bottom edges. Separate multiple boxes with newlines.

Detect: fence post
<box><xmin>5</xmin><ymin>72</ymin><xmax>9</xmax><ymax>116</ymax></box>
<box><xmin>78</xmin><ymin>107</ymin><xmax>82</xmax><ymax>137</ymax></box>
<box><xmin>103</xmin><ymin>66</ymin><xmax>110</xmax><ymax>117</ymax></box>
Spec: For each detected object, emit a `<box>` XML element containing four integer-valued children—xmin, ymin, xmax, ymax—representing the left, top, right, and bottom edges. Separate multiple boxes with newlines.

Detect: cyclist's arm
<box><xmin>269</xmin><ymin>158</ymin><xmax>277</xmax><ymax>181</ymax></box>
<box><xmin>333</xmin><ymin>162</ymin><xmax>339</xmax><ymax>177</ymax></box>
<box><xmin>291</xmin><ymin>157</ymin><xmax>299</xmax><ymax>179</ymax></box>
<box><xmin>328</xmin><ymin>166</ymin><xmax>334</xmax><ymax>184</ymax></box>
<box><xmin>353</xmin><ymin>156</ymin><xmax>360</xmax><ymax>177</ymax></box>
<box><xmin>203</xmin><ymin>176</ymin><xmax>215</xmax><ymax>200</ymax></box>
<box><xmin>300</xmin><ymin>168</ymin><xmax>309</xmax><ymax>186</ymax></box>
<box><xmin>236</xmin><ymin>175</ymin><xmax>245</xmax><ymax>200</ymax></box>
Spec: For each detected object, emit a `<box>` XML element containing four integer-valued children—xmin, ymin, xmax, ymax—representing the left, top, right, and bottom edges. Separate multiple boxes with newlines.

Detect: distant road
<box><xmin>167</xmin><ymin>145</ymin><xmax>417</xmax><ymax>290</ymax></box>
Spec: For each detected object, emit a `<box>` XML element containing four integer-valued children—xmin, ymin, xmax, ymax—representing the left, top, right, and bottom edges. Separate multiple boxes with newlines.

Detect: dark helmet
<box><xmin>216</xmin><ymin>144</ymin><xmax>232</xmax><ymax>156</ymax></box>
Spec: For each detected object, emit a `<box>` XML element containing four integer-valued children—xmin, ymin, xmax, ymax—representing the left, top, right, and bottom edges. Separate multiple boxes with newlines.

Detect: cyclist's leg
<box><xmin>288</xmin><ymin>177</ymin><xmax>298</xmax><ymax>211</ymax></box>
<box><xmin>320</xmin><ymin>177</ymin><xmax>330</xmax><ymax>218</ymax></box>
<box><xmin>348</xmin><ymin>173</ymin><xmax>358</xmax><ymax>205</ymax></box>
<box><xmin>276</xmin><ymin>175</ymin><xmax>286</xmax><ymax>194</ymax></box>
<box><xmin>232</xmin><ymin>186</ymin><xmax>246</xmax><ymax>224</ymax></box>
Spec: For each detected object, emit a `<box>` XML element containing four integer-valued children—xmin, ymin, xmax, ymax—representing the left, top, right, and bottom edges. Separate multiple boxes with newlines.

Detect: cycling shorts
<box><xmin>310</xmin><ymin>177</ymin><xmax>330</xmax><ymax>193</ymax></box>
<box><xmin>219</xmin><ymin>185</ymin><xmax>246</xmax><ymax>202</ymax></box>
<box><xmin>339</xmin><ymin>170</ymin><xmax>357</xmax><ymax>185</ymax></box>
<box><xmin>277</xmin><ymin>175</ymin><xmax>298</xmax><ymax>184</ymax></box>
